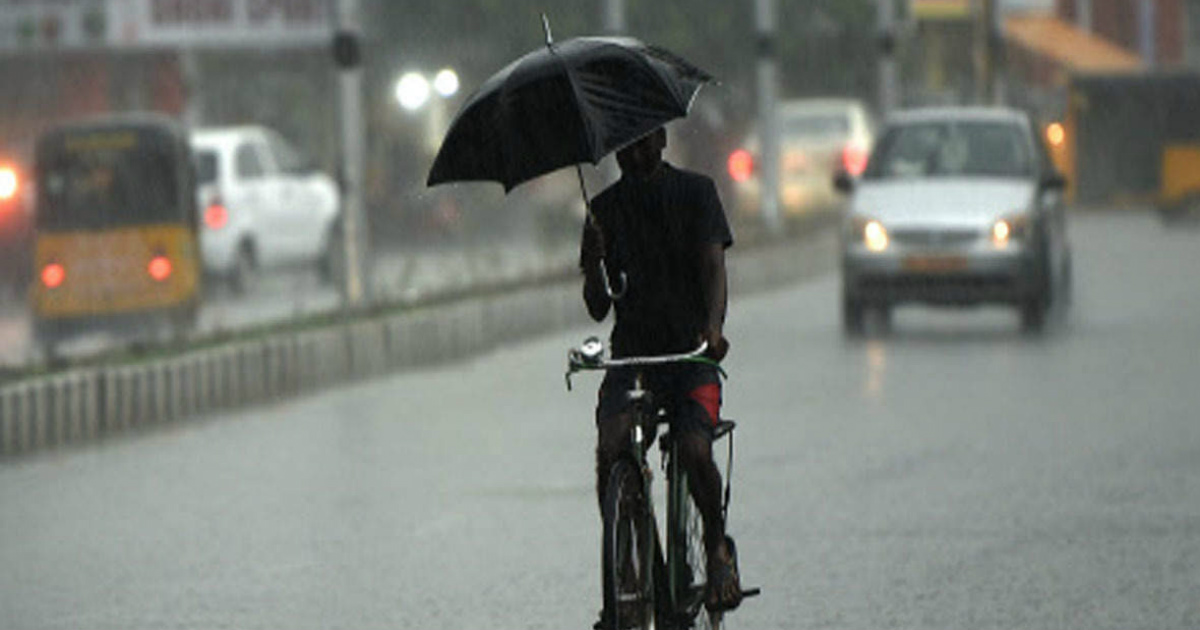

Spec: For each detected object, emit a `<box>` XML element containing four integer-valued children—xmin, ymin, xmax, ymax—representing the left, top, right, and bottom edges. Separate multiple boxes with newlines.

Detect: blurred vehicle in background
<box><xmin>1039</xmin><ymin>72</ymin><xmax>1200</xmax><ymax>218</ymax></box>
<box><xmin>0</xmin><ymin>155</ymin><xmax>34</xmax><ymax>297</ymax></box>
<box><xmin>31</xmin><ymin>114</ymin><xmax>202</xmax><ymax>355</ymax></box>
<box><xmin>191</xmin><ymin>125</ymin><xmax>341</xmax><ymax>294</ymax></box>
<box><xmin>727</xmin><ymin>98</ymin><xmax>874</xmax><ymax>221</ymax></box>
<box><xmin>836</xmin><ymin>106</ymin><xmax>1071</xmax><ymax>335</ymax></box>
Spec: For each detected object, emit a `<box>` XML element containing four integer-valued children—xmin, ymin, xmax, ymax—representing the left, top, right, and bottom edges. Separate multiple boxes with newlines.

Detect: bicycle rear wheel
<box><xmin>602</xmin><ymin>458</ymin><xmax>655</xmax><ymax>630</ymax></box>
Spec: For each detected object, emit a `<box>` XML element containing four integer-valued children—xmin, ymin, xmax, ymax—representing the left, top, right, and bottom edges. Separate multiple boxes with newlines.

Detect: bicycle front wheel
<box><xmin>602</xmin><ymin>458</ymin><xmax>655</xmax><ymax>630</ymax></box>
<box><xmin>677</xmin><ymin>475</ymin><xmax>721</xmax><ymax>630</ymax></box>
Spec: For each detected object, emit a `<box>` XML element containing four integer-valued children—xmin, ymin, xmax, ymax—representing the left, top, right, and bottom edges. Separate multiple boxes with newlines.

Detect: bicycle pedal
<box><xmin>741</xmin><ymin>587</ymin><xmax>761</xmax><ymax>598</ymax></box>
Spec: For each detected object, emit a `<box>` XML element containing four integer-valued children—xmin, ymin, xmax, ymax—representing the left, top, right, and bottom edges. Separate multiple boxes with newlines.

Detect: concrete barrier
<box><xmin>0</xmin><ymin>228</ymin><xmax>836</xmax><ymax>458</ymax></box>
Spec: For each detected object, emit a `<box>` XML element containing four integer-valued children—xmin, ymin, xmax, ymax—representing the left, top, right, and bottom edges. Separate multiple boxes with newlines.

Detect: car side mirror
<box><xmin>1040</xmin><ymin>171</ymin><xmax>1066</xmax><ymax>191</ymax></box>
<box><xmin>833</xmin><ymin>170</ymin><xmax>855</xmax><ymax>195</ymax></box>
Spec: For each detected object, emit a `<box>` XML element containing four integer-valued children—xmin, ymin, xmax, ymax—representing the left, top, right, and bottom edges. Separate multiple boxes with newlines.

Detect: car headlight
<box><xmin>992</xmin><ymin>213</ymin><xmax>1030</xmax><ymax>248</ymax></box>
<box><xmin>852</xmin><ymin>217</ymin><xmax>889</xmax><ymax>252</ymax></box>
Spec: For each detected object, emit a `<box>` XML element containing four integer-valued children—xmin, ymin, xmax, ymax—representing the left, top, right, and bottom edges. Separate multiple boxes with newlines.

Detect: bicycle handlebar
<box><xmin>565</xmin><ymin>337</ymin><xmax>722</xmax><ymax>390</ymax></box>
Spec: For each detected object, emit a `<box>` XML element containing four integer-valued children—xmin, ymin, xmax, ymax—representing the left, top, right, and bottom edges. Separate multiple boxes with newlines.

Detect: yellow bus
<box><xmin>31</xmin><ymin>114</ymin><xmax>201</xmax><ymax>354</ymax></box>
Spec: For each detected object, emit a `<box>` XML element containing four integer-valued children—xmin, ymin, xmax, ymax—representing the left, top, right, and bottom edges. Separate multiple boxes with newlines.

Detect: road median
<box><xmin>0</xmin><ymin>220</ymin><xmax>837</xmax><ymax>458</ymax></box>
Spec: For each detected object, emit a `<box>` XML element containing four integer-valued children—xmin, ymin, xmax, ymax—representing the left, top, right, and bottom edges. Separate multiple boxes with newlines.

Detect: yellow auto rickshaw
<box><xmin>30</xmin><ymin>113</ymin><xmax>201</xmax><ymax>354</ymax></box>
<box><xmin>1043</xmin><ymin>71</ymin><xmax>1200</xmax><ymax>212</ymax></box>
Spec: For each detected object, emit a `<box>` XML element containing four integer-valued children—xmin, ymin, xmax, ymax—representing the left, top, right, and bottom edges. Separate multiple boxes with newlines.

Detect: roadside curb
<box><xmin>0</xmin><ymin>226</ymin><xmax>837</xmax><ymax>458</ymax></box>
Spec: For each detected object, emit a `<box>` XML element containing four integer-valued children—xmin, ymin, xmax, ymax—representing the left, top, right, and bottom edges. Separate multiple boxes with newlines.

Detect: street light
<box><xmin>395</xmin><ymin>72</ymin><xmax>431</xmax><ymax>111</ymax></box>
<box><xmin>395</xmin><ymin>68</ymin><xmax>458</xmax><ymax>112</ymax></box>
<box><xmin>394</xmin><ymin>68</ymin><xmax>459</xmax><ymax>152</ymax></box>
<box><xmin>433</xmin><ymin>68</ymin><xmax>459</xmax><ymax>98</ymax></box>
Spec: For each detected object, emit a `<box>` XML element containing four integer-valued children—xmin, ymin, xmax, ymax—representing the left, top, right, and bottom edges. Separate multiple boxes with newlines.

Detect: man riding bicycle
<box><xmin>580</xmin><ymin>126</ymin><xmax>742</xmax><ymax>623</ymax></box>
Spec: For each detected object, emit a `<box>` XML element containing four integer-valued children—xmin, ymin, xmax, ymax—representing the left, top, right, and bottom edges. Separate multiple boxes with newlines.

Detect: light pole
<box><xmin>335</xmin><ymin>0</ymin><xmax>366</xmax><ymax>307</ymax></box>
<box><xmin>603</xmin><ymin>0</ymin><xmax>625</xmax><ymax>34</ymax></box>
<box><xmin>975</xmin><ymin>0</ymin><xmax>996</xmax><ymax>104</ymax></box>
<box><xmin>877</xmin><ymin>0</ymin><xmax>900</xmax><ymax>116</ymax></box>
<box><xmin>755</xmin><ymin>0</ymin><xmax>781</xmax><ymax>236</ymax></box>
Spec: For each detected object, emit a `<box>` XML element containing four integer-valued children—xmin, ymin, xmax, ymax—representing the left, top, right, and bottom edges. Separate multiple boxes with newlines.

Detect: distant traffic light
<box><xmin>332</xmin><ymin>30</ymin><xmax>361</xmax><ymax>69</ymax></box>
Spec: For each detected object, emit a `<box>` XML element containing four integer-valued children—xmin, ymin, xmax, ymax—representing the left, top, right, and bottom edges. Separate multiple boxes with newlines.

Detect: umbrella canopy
<box><xmin>427</xmin><ymin>36</ymin><xmax>712</xmax><ymax>192</ymax></box>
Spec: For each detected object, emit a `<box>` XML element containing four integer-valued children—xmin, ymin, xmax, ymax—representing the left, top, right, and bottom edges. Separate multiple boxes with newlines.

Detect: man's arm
<box><xmin>699</xmin><ymin>241</ymin><xmax>729</xmax><ymax>361</ymax></box>
<box><xmin>581</xmin><ymin>222</ymin><xmax>611</xmax><ymax>322</ymax></box>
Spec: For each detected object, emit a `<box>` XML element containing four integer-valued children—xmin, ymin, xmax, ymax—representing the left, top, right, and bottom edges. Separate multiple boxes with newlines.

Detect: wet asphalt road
<box><xmin>2</xmin><ymin>211</ymin><xmax>1199</xmax><ymax>629</ymax></box>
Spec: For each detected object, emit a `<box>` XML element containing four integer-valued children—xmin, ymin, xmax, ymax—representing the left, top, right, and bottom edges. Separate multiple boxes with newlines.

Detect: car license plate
<box><xmin>903</xmin><ymin>255</ymin><xmax>968</xmax><ymax>273</ymax></box>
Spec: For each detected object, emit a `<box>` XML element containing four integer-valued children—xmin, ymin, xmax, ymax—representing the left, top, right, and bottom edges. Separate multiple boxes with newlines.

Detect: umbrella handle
<box><xmin>576</xmin><ymin>164</ymin><xmax>626</xmax><ymax>301</ymax></box>
<box><xmin>600</xmin><ymin>258</ymin><xmax>627</xmax><ymax>300</ymax></box>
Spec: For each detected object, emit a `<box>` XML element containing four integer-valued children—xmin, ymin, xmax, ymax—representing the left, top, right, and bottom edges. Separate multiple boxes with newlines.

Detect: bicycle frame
<box><xmin>570</xmin><ymin>338</ymin><xmax>722</xmax><ymax>628</ymax></box>
<box><xmin>617</xmin><ymin>370</ymin><xmax>699</xmax><ymax>628</ymax></box>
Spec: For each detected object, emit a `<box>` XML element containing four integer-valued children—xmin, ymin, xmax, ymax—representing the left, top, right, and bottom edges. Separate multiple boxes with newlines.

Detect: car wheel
<box><xmin>873</xmin><ymin>303</ymin><xmax>894</xmax><ymax>335</ymax></box>
<box><xmin>842</xmin><ymin>295</ymin><xmax>865</xmax><ymax>336</ymax></box>
<box><xmin>1019</xmin><ymin>296</ymin><xmax>1047</xmax><ymax>333</ymax></box>
<box><xmin>34</xmin><ymin>322</ymin><xmax>60</xmax><ymax>362</ymax></box>
<box><xmin>1159</xmin><ymin>194</ymin><xmax>1200</xmax><ymax>224</ymax></box>
<box><xmin>317</xmin><ymin>224</ymin><xmax>343</xmax><ymax>286</ymax></box>
<box><xmin>230</xmin><ymin>241</ymin><xmax>257</xmax><ymax>295</ymax></box>
<box><xmin>1021</xmin><ymin>239</ymin><xmax>1055</xmax><ymax>333</ymax></box>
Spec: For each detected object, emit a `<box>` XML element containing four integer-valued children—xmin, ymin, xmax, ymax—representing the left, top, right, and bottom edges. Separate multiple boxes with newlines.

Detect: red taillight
<box><xmin>148</xmin><ymin>256</ymin><xmax>172</xmax><ymax>282</ymax></box>
<box><xmin>41</xmin><ymin>263</ymin><xmax>65</xmax><ymax>288</ymax></box>
<box><xmin>728</xmin><ymin>149</ymin><xmax>754</xmax><ymax>183</ymax></box>
<box><xmin>842</xmin><ymin>144</ymin><xmax>869</xmax><ymax>177</ymax></box>
<box><xmin>0</xmin><ymin>167</ymin><xmax>17</xmax><ymax>201</ymax></box>
<box><xmin>204</xmin><ymin>203</ymin><xmax>228</xmax><ymax>230</ymax></box>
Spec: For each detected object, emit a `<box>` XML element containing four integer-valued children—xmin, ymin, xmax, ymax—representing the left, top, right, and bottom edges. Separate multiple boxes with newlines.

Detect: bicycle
<box><xmin>567</xmin><ymin>336</ymin><xmax>759</xmax><ymax>630</ymax></box>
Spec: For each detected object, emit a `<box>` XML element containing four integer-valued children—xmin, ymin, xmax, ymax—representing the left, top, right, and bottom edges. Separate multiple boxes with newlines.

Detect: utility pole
<box><xmin>1137</xmin><ymin>0</ymin><xmax>1156</xmax><ymax>67</ymax></box>
<box><xmin>334</xmin><ymin>0</ymin><xmax>366</xmax><ymax>308</ymax></box>
<box><xmin>1076</xmin><ymin>0</ymin><xmax>1093</xmax><ymax>32</ymax></box>
<box><xmin>603</xmin><ymin>0</ymin><xmax>625</xmax><ymax>34</ymax></box>
<box><xmin>975</xmin><ymin>0</ymin><xmax>996</xmax><ymax>104</ymax></box>
<box><xmin>180</xmin><ymin>48</ymin><xmax>204</xmax><ymax>128</ymax></box>
<box><xmin>877</xmin><ymin>0</ymin><xmax>900</xmax><ymax>116</ymax></box>
<box><xmin>755</xmin><ymin>0</ymin><xmax>781</xmax><ymax>236</ymax></box>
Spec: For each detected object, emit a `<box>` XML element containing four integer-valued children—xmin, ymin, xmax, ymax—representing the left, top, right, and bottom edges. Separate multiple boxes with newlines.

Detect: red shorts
<box><xmin>596</xmin><ymin>362</ymin><xmax>722</xmax><ymax>437</ymax></box>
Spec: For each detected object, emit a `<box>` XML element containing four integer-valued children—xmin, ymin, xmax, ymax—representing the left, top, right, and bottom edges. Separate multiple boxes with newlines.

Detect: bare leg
<box><xmin>596</xmin><ymin>410</ymin><xmax>634</xmax><ymax>514</ymax></box>
<box><xmin>678</xmin><ymin>427</ymin><xmax>742</xmax><ymax>610</ymax></box>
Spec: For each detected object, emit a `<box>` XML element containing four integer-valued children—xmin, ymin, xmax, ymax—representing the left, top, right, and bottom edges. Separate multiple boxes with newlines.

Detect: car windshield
<box><xmin>782</xmin><ymin>112</ymin><xmax>851</xmax><ymax>138</ymax></box>
<box><xmin>864</xmin><ymin>120</ymin><xmax>1033</xmax><ymax>180</ymax></box>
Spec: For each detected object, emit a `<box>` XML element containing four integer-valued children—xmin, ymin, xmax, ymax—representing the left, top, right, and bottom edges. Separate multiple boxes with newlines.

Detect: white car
<box><xmin>727</xmin><ymin>98</ymin><xmax>875</xmax><ymax>219</ymax></box>
<box><xmin>836</xmin><ymin>107</ymin><xmax>1072</xmax><ymax>334</ymax></box>
<box><xmin>191</xmin><ymin>126</ymin><xmax>341</xmax><ymax>293</ymax></box>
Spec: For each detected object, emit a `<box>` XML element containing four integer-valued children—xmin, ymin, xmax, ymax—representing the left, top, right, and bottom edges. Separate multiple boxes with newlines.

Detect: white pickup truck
<box><xmin>191</xmin><ymin>126</ymin><xmax>341</xmax><ymax>293</ymax></box>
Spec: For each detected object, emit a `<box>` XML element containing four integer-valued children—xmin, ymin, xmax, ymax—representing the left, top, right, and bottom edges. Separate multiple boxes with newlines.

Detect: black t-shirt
<box><xmin>581</xmin><ymin>162</ymin><xmax>733</xmax><ymax>357</ymax></box>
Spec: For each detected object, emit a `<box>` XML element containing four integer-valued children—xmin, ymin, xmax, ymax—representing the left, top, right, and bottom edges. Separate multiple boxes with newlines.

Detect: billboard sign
<box><xmin>0</xmin><ymin>0</ymin><xmax>333</xmax><ymax>50</ymax></box>
<box><xmin>110</xmin><ymin>0</ymin><xmax>332</xmax><ymax>48</ymax></box>
<box><xmin>0</xmin><ymin>0</ymin><xmax>108</xmax><ymax>50</ymax></box>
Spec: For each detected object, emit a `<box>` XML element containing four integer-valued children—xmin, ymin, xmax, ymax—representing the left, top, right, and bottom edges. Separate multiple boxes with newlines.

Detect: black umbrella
<box><xmin>426</xmin><ymin>27</ymin><xmax>713</xmax><ymax>192</ymax></box>
<box><xmin>427</xmin><ymin>20</ymin><xmax>713</xmax><ymax>298</ymax></box>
